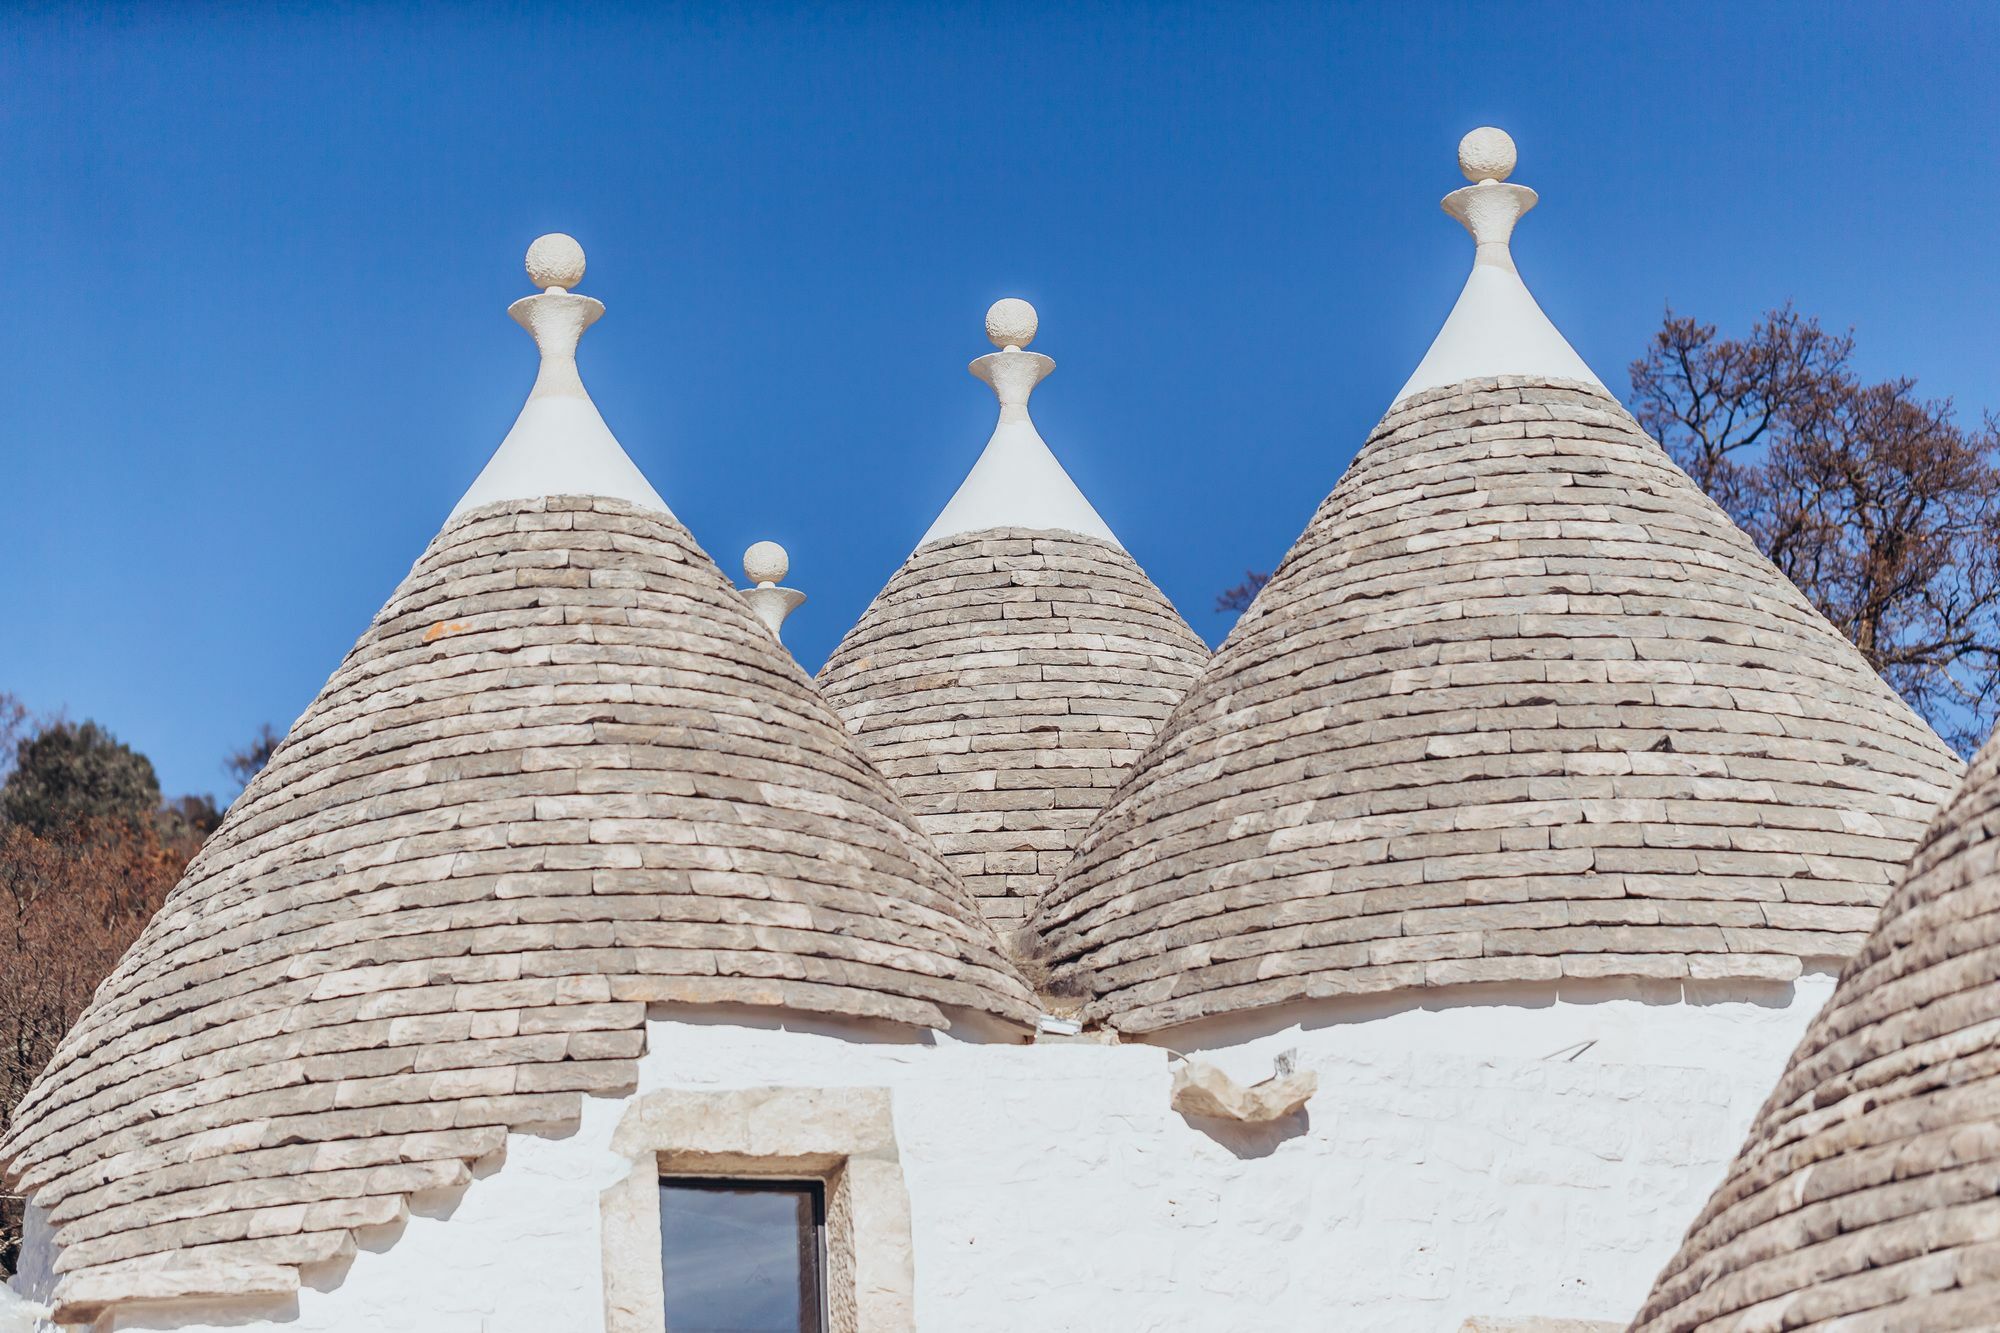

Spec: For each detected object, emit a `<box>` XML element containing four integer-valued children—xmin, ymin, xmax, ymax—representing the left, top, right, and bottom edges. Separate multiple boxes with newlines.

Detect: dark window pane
<box><xmin>659</xmin><ymin>1179</ymin><xmax>824</xmax><ymax>1333</ymax></box>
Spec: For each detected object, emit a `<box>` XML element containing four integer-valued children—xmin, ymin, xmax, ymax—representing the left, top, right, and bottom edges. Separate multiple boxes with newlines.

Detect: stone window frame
<box><xmin>600</xmin><ymin>1086</ymin><xmax>914</xmax><ymax>1333</ymax></box>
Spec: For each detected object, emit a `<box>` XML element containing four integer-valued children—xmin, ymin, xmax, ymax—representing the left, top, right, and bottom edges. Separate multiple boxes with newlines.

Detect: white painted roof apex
<box><xmin>1393</xmin><ymin>128</ymin><xmax>1606</xmax><ymax>404</ymax></box>
<box><xmin>918</xmin><ymin>298</ymin><xmax>1121</xmax><ymax>550</ymax></box>
<box><xmin>450</xmin><ymin>234</ymin><xmax>671</xmax><ymax>520</ymax></box>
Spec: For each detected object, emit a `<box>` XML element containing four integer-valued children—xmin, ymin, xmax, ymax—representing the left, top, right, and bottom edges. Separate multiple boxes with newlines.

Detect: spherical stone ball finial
<box><xmin>743</xmin><ymin>540</ymin><xmax>789</xmax><ymax>586</ymax></box>
<box><xmin>985</xmin><ymin>297</ymin><xmax>1038</xmax><ymax>350</ymax></box>
<box><xmin>525</xmin><ymin>233</ymin><xmax>587</xmax><ymax>292</ymax></box>
<box><xmin>1457</xmin><ymin>127</ymin><xmax>1517</xmax><ymax>183</ymax></box>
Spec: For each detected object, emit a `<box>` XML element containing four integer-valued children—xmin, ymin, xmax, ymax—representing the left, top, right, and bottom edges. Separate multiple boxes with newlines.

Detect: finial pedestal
<box><xmin>1391</xmin><ymin>127</ymin><xmax>1606</xmax><ymax>403</ymax></box>
<box><xmin>1443</xmin><ymin>181</ymin><xmax>1539</xmax><ymax>273</ymax></box>
<box><xmin>970</xmin><ymin>348</ymin><xmax>1056</xmax><ymax>420</ymax></box>
<box><xmin>741</xmin><ymin>542</ymin><xmax>805</xmax><ymax>642</ymax></box>
<box><xmin>918</xmin><ymin>297</ymin><xmax>1119</xmax><ymax>549</ymax></box>
<box><xmin>509</xmin><ymin>292</ymin><xmax>605</xmax><ymax>401</ymax></box>
<box><xmin>448</xmin><ymin>233</ymin><xmax>671</xmax><ymax>520</ymax></box>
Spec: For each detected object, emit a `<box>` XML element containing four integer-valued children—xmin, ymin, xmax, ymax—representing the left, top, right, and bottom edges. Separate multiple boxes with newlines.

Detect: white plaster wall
<box><xmin>41</xmin><ymin>979</ymin><xmax>1833</xmax><ymax>1333</ymax></box>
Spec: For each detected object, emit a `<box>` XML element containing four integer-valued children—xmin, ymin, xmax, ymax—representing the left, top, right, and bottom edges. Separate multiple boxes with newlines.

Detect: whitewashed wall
<box><xmin>20</xmin><ymin>979</ymin><xmax>1833</xmax><ymax>1333</ymax></box>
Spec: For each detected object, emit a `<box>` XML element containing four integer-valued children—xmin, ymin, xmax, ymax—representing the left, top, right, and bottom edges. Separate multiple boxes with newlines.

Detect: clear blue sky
<box><xmin>5</xmin><ymin>2</ymin><xmax>1997</xmax><ymax>801</ymax></box>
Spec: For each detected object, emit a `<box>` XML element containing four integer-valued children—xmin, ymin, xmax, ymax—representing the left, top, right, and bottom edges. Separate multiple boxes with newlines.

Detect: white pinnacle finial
<box><xmin>740</xmin><ymin>541</ymin><xmax>805</xmax><ymax>642</ymax></box>
<box><xmin>525</xmin><ymin>233</ymin><xmax>587</xmax><ymax>293</ymax></box>
<box><xmin>1444</xmin><ymin>132</ymin><xmax>1534</xmax><ymax>259</ymax></box>
<box><xmin>916</xmin><ymin>299</ymin><xmax>1120</xmax><ymax>549</ymax></box>
<box><xmin>1391</xmin><ymin>127</ymin><xmax>1605</xmax><ymax>403</ymax></box>
<box><xmin>1457</xmin><ymin>127</ymin><xmax>1517</xmax><ymax>183</ymax></box>
<box><xmin>447</xmin><ymin>235</ymin><xmax>670</xmax><ymax>520</ymax></box>
<box><xmin>986</xmin><ymin>298</ymin><xmax>1038</xmax><ymax>351</ymax></box>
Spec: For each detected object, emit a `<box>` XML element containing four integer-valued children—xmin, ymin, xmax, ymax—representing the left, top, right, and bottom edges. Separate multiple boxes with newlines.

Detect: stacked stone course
<box><xmin>12</xmin><ymin>137</ymin><xmax>1981</xmax><ymax>1330</ymax></box>
<box><xmin>0</xmin><ymin>496</ymin><xmax>1035</xmax><ymax>1322</ymax></box>
<box><xmin>820</xmin><ymin>528</ymin><xmax>1206</xmax><ymax>930</ymax></box>
<box><xmin>1035</xmin><ymin>378</ymin><xmax>1962</xmax><ymax>1032</ymax></box>
<box><xmin>1633</xmin><ymin>730</ymin><xmax>2000</xmax><ymax>1331</ymax></box>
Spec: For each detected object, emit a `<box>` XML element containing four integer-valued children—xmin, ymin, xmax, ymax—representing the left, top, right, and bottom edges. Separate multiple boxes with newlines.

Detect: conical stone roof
<box><xmin>1633</xmin><ymin>731</ymin><xmax>2000</xmax><ymax>1332</ymax></box>
<box><xmin>0</xmin><ymin>243</ymin><xmax>1035</xmax><ymax>1325</ymax></box>
<box><xmin>819</xmin><ymin>302</ymin><xmax>1208</xmax><ymax>931</ymax></box>
<box><xmin>1032</xmin><ymin>134</ymin><xmax>1962</xmax><ymax>1034</ymax></box>
<box><xmin>821</xmin><ymin>527</ymin><xmax>1207</xmax><ymax>929</ymax></box>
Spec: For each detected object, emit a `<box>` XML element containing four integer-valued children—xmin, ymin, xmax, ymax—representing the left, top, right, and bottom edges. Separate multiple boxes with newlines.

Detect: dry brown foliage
<box><xmin>0</xmin><ymin>817</ymin><xmax>195</xmax><ymax>1272</ymax></box>
<box><xmin>1632</xmin><ymin>306</ymin><xmax>2000</xmax><ymax>754</ymax></box>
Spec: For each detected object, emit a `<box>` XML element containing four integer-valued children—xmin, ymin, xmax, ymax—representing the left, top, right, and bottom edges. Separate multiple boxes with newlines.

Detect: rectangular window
<box><xmin>658</xmin><ymin>1177</ymin><xmax>827</xmax><ymax>1333</ymax></box>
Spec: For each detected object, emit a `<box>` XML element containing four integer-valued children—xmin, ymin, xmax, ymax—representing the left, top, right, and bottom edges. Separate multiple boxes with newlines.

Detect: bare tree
<box><xmin>1632</xmin><ymin>307</ymin><xmax>2000</xmax><ymax>753</ymax></box>
<box><xmin>1629</xmin><ymin>305</ymin><xmax>1855</xmax><ymax>518</ymax></box>
<box><xmin>1215</xmin><ymin>571</ymin><xmax>1271</xmax><ymax>616</ymax></box>
<box><xmin>225</xmin><ymin>723</ymin><xmax>282</xmax><ymax>791</ymax></box>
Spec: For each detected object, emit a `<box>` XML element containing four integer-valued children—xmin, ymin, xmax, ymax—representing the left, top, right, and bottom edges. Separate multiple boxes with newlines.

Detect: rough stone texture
<box><xmin>1037</xmin><ymin>378</ymin><xmax>1962</xmax><ymax>1032</ymax></box>
<box><xmin>1169</xmin><ymin>1060</ymin><xmax>1317</xmax><ymax>1123</ymax></box>
<box><xmin>819</xmin><ymin>528</ymin><xmax>1207</xmax><ymax>930</ymax></box>
<box><xmin>1633</xmin><ymin>731</ymin><xmax>2000</xmax><ymax>1332</ymax></box>
<box><xmin>0</xmin><ymin>496</ymin><xmax>1035</xmax><ymax>1324</ymax></box>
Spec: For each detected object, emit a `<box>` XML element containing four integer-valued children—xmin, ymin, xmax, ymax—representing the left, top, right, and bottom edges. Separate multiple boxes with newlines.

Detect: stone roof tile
<box><xmin>1034</xmin><ymin>379</ymin><xmax>1962</xmax><ymax>1032</ymax></box>
<box><xmin>1</xmin><ymin>495</ymin><xmax>1036</xmax><ymax>1324</ymax></box>
<box><xmin>819</xmin><ymin>527</ymin><xmax>1207</xmax><ymax>931</ymax></box>
<box><xmin>1631</xmin><ymin>730</ymin><xmax>2000</xmax><ymax>1331</ymax></box>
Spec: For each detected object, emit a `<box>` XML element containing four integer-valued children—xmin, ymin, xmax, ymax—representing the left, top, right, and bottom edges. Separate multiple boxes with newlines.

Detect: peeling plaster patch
<box><xmin>1171</xmin><ymin>1057</ymin><xmax>1317</xmax><ymax>1123</ymax></box>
